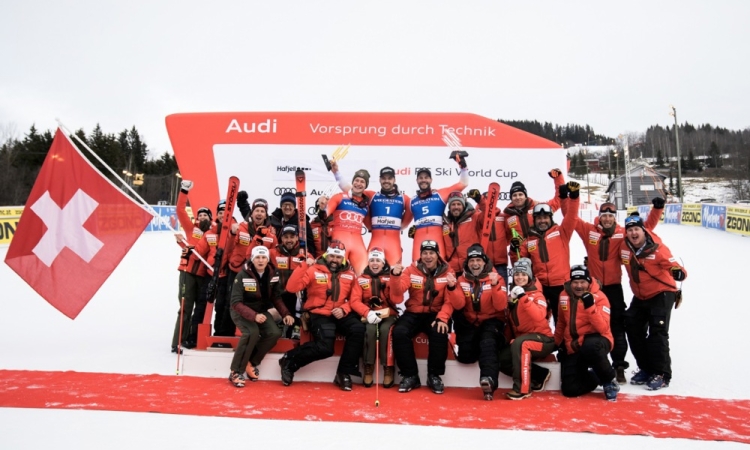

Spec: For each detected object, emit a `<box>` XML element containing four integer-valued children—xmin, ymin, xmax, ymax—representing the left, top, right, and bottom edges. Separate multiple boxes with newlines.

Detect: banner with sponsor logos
<box><xmin>0</xmin><ymin>216</ymin><xmax>19</xmax><ymax>245</ymax></box>
<box><xmin>726</xmin><ymin>206</ymin><xmax>750</xmax><ymax>236</ymax></box>
<box><xmin>663</xmin><ymin>204</ymin><xmax>682</xmax><ymax>224</ymax></box>
<box><xmin>0</xmin><ymin>206</ymin><xmax>24</xmax><ymax>217</ymax></box>
<box><xmin>701</xmin><ymin>204</ymin><xmax>726</xmax><ymax>231</ymax></box>
<box><xmin>681</xmin><ymin>203</ymin><xmax>701</xmax><ymax>226</ymax></box>
<box><xmin>147</xmin><ymin>205</ymin><xmax>179</xmax><ymax>232</ymax></box>
<box><xmin>166</xmin><ymin>112</ymin><xmax>565</xmax><ymax>264</ymax></box>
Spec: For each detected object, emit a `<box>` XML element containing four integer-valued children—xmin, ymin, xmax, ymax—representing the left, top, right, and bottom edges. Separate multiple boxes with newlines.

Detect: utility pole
<box><xmin>670</xmin><ymin>105</ymin><xmax>683</xmax><ymax>203</ymax></box>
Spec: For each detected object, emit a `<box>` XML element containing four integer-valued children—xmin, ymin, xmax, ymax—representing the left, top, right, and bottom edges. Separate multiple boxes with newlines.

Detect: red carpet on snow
<box><xmin>1</xmin><ymin>370</ymin><xmax>748</xmax><ymax>444</ymax></box>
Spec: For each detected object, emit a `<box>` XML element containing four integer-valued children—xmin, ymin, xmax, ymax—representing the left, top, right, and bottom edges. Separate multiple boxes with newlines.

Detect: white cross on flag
<box><xmin>4</xmin><ymin>128</ymin><xmax>153</xmax><ymax>319</ymax></box>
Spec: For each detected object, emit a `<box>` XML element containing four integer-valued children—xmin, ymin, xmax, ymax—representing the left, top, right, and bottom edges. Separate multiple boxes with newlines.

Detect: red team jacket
<box><xmin>457</xmin><ymin>271</ymin><xmax>508</xmax><ymax>325</ymax></box>
<box><xmin>286</xmin><ymin>258</ymin><xmax>357</xmax><ymax>316</ymax></box>
<box><xmin>390</xmin><ymin>261</ymin><xmax>465</xmax><ymax>323</ymax></box>
<box><xmin>520</xmin><ymin>196</ymin><xmax>579</xmax><ymax>286</ymax></box>
<box><xmin>554</xmin><ymin>280</ymin><xmax>613</xmax><ymax>353</ymax></box>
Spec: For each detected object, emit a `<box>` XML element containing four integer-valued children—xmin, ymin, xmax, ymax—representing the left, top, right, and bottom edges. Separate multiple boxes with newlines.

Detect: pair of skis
<box><xmin>204</xmin><ymin>176</ymin><xmax>240</xmax><ymax>305</ymax></box>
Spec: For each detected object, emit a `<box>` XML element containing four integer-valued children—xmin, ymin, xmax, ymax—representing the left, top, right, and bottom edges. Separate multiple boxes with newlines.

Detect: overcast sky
<box><xmin>1</xmin><ymin>1</ymin><xmax>748</xmax><ymax>156</ymax></box>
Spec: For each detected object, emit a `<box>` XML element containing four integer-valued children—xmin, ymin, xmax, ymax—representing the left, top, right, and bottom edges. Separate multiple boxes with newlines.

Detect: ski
<box><xmin>295</xmin><ymin>168</ymin><xmax>308</xmax><ymax>255</ymax></box>
<box><xmin>204</xmin><ymin>176</ymin><xmax>240</xmax><ymax>306</ymax></box>
<box><xmin>480</xmin><ymin>182</ymin><xmax>500</xmax><ymax>250</ymax></box>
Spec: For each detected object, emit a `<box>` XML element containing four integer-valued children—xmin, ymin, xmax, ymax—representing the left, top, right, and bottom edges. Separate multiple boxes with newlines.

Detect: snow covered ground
<box><xmin>1</xmin><ymin>222</ymin><xmax>747</xmax><ymax>448</ymax></box>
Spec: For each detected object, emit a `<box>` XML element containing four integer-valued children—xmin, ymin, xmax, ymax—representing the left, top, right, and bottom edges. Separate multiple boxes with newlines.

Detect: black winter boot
<box><xmin>334</xmin><ymin>373</ymin><xmax>353</xmax><ymax>391</ymax></box>
<box><xmin>279</xmin><ymin>355</ymin><xmax>295</xmax><ymax>386</ymax></box>
<box><xmin>398</xmin><ymin>375</ymin><xmax>421</xmax><ymax>393</ymax></box>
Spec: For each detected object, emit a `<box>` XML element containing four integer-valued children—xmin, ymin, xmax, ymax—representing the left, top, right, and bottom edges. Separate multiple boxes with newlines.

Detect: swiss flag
<box><xmin>5</xmin><ymin>128</ymin><xmax>153</xmax><ymax>319</ymax></box>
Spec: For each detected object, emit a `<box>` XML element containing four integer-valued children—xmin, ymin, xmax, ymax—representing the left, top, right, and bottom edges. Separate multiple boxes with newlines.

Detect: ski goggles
<box><xmin>624</xmin><ymin>215</ymin><xmax>644</xmax><ymax>229</ymax></box>
<box><xmin>368</xmin><ymin>247</ymin><xmax>386</xmax><ymax>262</ymax></box>
<box><xmin>599</xmin><ymin>203</ymin><xmax>617</xmax><ymax>216</ymax></box>
<box><xmin>327</xmin><ymin>240</ymin><xmax>346</xmax><ymax>257</ymax></box>
<box><xmin>447</xmin><ymin>191</ymin><xmax>464</xmax><ymax>202</ymax></box>
<box><xmin>532</xmin><ymin>203</ymin><xmax>553</xmax><ymax>216</ymax></box>
<box><xmin>420</xmin><ymin>240</ymin><xmax>439</xmax><ymax>253</ymax></box>
<box><xmin>217</xmin><ymin>199</ymin><xmax>227</xmax><ymax>212</ymax></box>
<box><xmin>252</xmin><ymin>198</ymin><xmax>268</xmax><ymax>211</ymax></box>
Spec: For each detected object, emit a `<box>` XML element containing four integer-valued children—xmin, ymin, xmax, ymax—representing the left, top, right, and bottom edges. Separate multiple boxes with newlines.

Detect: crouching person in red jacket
<box><xmin>555</xmin><ymin>265</ymin><xmax>620</xmax><ymax>401</ymax></box>
<box><xmin>499</xmin><ymin>258</ymin><xmax>555</xmax><ymax>400</ymax></box>
<box><xmin>390</xmin><ymin>240</ymin><xmax>465</xmax><ymax>394</ymax></box>
<box><xmin>228</xmin><ymin>246</ymin><xmax>295</xmax><ymax>388</ymax></box>
<box><xmin>277</xmin><ymin>240</ymin><xmax>365</xmax><ymax>391</ymax></box>
<box><xmin>453</xmin><ymin>244</ymin><xmax>508</xmax><ymax>400</ymax></box>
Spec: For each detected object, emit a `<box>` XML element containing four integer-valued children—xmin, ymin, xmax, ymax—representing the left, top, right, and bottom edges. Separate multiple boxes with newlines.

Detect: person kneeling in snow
<box><xmin>555</xmin><ymin>265</ymin><xmax>620</xmax><ymax>401</ymax></box>
<box><xmin>228</xmin><ymin>246</ymin><xmax>294</xmax><ymax>388</ymax></box>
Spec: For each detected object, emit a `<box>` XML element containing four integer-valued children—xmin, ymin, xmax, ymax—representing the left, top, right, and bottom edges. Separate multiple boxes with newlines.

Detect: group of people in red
<box><xmin>172</xmin><ymin>151</ymin><xmax>687</xmax><ymax>402</ymax></box>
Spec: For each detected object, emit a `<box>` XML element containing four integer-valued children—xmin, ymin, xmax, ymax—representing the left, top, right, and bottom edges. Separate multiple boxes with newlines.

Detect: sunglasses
<box><xmin>624</xmin><ymin>215</ymin><xmax>644</xmax><ymax>227</ymax></box>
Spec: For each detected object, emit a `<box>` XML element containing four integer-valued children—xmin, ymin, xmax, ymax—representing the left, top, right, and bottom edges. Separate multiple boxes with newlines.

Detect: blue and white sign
<box><xmin>663</xmin><ymin>204</ymin><xmax>682</xmax><ymax>224</ymax></box>
<box><xmin>701</xmin><ymin>204</ymin><xmax>726</xmax><ymax>230</ymax></box>
<box><xmin>146</xmin><ymin>205</ymin><xmax>178</xmax><ymax>232</ymax></box>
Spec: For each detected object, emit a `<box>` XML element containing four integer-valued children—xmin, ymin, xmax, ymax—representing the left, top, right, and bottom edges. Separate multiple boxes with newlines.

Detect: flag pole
<box><xmin>55</xmin><ymin>118</ymin><xmax>214</xmax><ymax>274</ymax></box>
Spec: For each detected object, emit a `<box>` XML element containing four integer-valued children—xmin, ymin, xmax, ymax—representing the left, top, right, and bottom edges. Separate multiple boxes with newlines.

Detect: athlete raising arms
<box><xmin>326</xmin><ymin>166</ymin><xmax>372</xmax><ymax>274</ymax></box>
<box><xmin>408</xmin><ymin>159</ymin><xmax>469</xmax><ymax>261</ymax></box>
<box><xmin>333</xmin><ymin>163</ymin><xmax>412</xmax><ymax>267</ymax></box>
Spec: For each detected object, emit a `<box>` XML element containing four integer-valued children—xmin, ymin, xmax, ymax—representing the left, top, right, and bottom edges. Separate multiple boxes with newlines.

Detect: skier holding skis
<box><xmin>228</xmin><ymin>246</ymin><xmax>295</xmax><ymax>387</ymax></box>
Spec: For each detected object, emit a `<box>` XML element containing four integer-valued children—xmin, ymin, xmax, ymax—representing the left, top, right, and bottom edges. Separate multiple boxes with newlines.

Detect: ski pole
<box><xmin>176</xmin><ymin>296</ymin><xmax>185</xmax><ymax>375</ymax></box>
<box><xmin>375</xmin><ymin>322</ymin><xmax>380</xmax><ymax>407</ymax></box>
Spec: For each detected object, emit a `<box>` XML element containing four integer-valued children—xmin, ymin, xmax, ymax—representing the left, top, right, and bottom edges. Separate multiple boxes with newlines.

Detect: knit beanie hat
<box><xmin>353</xmin><ymin>169</ymin><xmax>370</xmax><ymax>188</ymax></box>
<box><xmin>513</xmin><ymin>257</ymin><xmax>533</xmax><ymax>278</ymax></box>
<box><xmin>447</xmin><ymin>191</ymin><xmax>466</xmax><ymax>209</ymax></box>
<box><xmin>509</xmin><ymin>181</ymin><xmax>527</xmax><ymax>196</ymax></box>
<box><xmin>280</xmin><ymin>192</ymin><xmax>296</xmax><ymax>206</ymax></box>
<box><xmin>570</xmin><ymin>265</ymin><xmax>592</xmax><ymax>283</ymax></box>
<box><xmin>251</xmin><ymin>246</ymin><xmax>270</xmax><ymax>262</ymax></box>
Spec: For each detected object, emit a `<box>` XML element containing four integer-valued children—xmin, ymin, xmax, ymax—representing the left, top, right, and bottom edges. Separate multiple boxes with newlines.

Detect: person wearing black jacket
<box><xmin>270</xmin><ymin>192</ymin><xmax>316</xmax><ymax>256</ymax></box>
<box><xmin>228</xmin><ymin>246</ymin><xmax>294</xmax><ymax>388</ymax></box>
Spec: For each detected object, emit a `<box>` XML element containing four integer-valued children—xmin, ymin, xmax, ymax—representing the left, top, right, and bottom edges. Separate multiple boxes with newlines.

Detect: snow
<box><xmin>1</xmin><ymin>222</ymin><xmax>748</xmax><ymax>448</ymax></box>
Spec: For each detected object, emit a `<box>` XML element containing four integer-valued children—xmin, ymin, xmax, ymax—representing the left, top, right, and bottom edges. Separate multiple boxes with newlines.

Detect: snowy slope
<box><xmin>1</xmin><ymin>223</ymin><xmax>747</xmax><ymax>448</ymax></box>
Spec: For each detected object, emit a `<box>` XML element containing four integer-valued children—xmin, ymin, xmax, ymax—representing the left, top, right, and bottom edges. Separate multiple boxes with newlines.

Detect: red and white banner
<box><xmin>5</xmin><ymin>128</ymin><xmax>153</xmax><ymax>319</ymax></box>
<box><xmin>166</xmin><ymin>112</ymin><xmax>565</xmax><ymax>264</ymax></box>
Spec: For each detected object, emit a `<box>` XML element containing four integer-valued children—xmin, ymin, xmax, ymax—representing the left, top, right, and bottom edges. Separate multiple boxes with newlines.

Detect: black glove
<box><xmin>237</xmin><ymin>190</ymin><xmax>248</xmax><ymax>204</ymax></box>
<box><xmin>652</xmin><ymin>196</ymin><xmax>666</xmax><ymax>209</ymax></box>
<box><xmin>548</xmin><ymin>168</ymin><xmax>562</xmax><ymax>179</ymax></box>
<box><xmin>671</xmin><ymin>267</ymin><xmax>685</xmax><ymax>281</ymax></box>
<box><xmin>581</xmin><ymin>292</ymin><xmax>595</xmax><ymax>309</ymax></box>
<box><xmin>583</xmin><ymin>256</ymin><xmax>588</xmax><ymax>266</ymax></box>
<box><xmin>408</xmin><ymin>225</ymin><xmax>416</xmax><ymax>239</ymax></box>
<box><xmin>558</xmin><ymin>184</ymin><xmax>568</xmax><ymax>199</ymax></box>
<box><xmin>205</xmin><ymin>279</ymin><xmax>218</xmax><ymax>303</ymax></box>
<box><xmin>510</xmin><ymin>236</ymin><xmax>524</xmax><ymax>252</ymax></box>
<box><xmin>237</xmin><ymin>190</ymin><xmax>250</xmax><ymax>220</ymax></box>
<box><xmin>369</xmin><ymin>296</ymin><xmax>382</xmax><ymax>308</ymax></box>
<box><xmin>467</xmin><ymin>189</ymin><xmax>482</xmax><ymax>203</ymax></box>
<box><xmin>567</xmin><ymin>181</ymin><xmax>580</xmax><ymax>200</ymax></box>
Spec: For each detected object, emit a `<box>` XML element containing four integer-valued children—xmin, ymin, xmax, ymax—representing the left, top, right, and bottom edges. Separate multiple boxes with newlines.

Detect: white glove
<box><xmin>180</xmin><ymin>180</ymin><xmax>194</xmax><ymax>192</ymax></box>
<box><xmin>510</xmin><ymin>286</ymin><xmax>526</xmax><ymax>300</ymax></box>
<box><xmin>367</xmin><ymin>311</ymin><xmax>382</xmax><ymax>324</ymax></box>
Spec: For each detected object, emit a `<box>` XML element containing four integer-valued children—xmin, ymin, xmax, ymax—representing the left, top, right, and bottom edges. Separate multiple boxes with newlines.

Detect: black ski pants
<box><xmin>624</xmin><ymin>291</ymin><xmax>675</xmax><ymax>381</ymax></box>
<box><xmin>542</xmin><ymin>284</ymin><xmax>565</xmax><ymax>325</ymax></box>
<box><xmin>284</xmin><ymin>313</ymin><xmax>365</xmax><ymax>376</ymax></box>
<box><xmin>453</xmin><ymin>313</ymin><xmax>505</xmax><ymax>380</ymax></box>
<box><xmin>213</xmin><ymin>272</ymin><xmax>235</xmax><ymax>337</ymax></box>
<box><xmin>173</xmin><ymin>271</ymin><xmax>205</xmax><ymax>347</ymax></box>
<box><xmin>601</xmin><ymin>283</ymin><xmax>628</xmax><ymax>370</ymax></box>
<box><xmin>392</xmin><ymin>311</ymin><xmax>449</xmax><ymax>378</ymax></box>
<box><xmin>559</xmin><ymin>334</ymin><xmax>615</xmax><ymax>397</ymax></box>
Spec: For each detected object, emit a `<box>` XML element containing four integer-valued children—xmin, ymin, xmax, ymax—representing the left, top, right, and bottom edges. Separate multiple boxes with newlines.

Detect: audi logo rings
<box><xmin>274</xmin><ymin>187</ymin><xmax>296</xmax><ymax>196</ymax></box>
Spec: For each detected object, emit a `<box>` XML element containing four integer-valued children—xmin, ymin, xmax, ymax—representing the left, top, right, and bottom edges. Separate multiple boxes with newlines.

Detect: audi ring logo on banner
<box><xmin>499</xmin><ymin>192</ymin><xmax>511</xmax><ymax>201</ymax></box>
<box><xmin>338</xmin><ymin>211</ymin><xmax>364</xmax><ymax>223</ymax></box>
<box><xmin>274</xmin><ymin>187</ymin><xmax>296</xmax><ymax>196</ymax></box>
